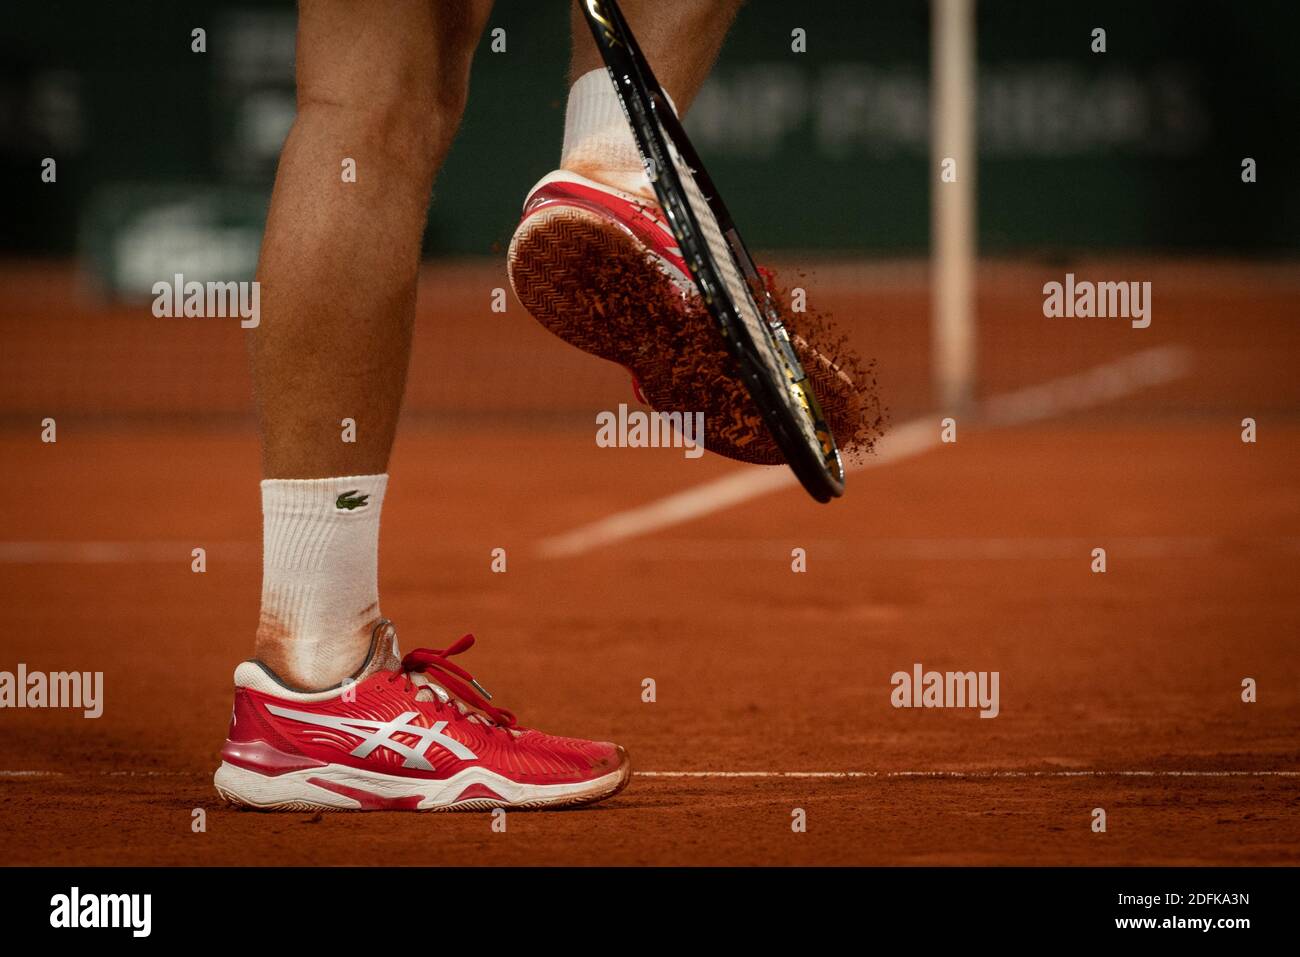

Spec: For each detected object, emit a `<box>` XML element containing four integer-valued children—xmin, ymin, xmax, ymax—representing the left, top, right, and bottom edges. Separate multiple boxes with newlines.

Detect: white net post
<box><xmin>931</xmin><ymin>0</ymin><xmax>978</xmax><ymax>412</ymax></box>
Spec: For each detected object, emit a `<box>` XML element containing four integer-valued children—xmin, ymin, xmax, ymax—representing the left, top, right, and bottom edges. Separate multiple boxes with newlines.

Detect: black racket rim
<box><xmin>581</xmin><ymin>0</ymin><xmax>845</xmax><ymax>502</ymax></box>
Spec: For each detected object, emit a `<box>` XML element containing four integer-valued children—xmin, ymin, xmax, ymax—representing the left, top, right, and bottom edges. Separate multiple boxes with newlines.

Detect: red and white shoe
<box><xmin>506</xmin><ymin>169</ymin><xmax>865</xmax><ymax>464</ymax></box>
<box><xmin>507</xmin><ymin>169</ymin><xmax>699</xmax><ymax>410</ymax></box>
<box><xmin>213</xmin><ymin>621</ymin><xmax>630</xmax><ymax>811</ymax></box>
<box><xmin>509</xmin><ymin>167</ymin><xmax>692</xmax><ymax>298</ymax></box>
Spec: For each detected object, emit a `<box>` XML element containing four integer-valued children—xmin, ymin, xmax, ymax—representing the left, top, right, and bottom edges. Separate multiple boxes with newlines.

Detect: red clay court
<box><xmin>1</xmin><ymin>258</ymin><xmax>1296</xmax><ymax>865</ymax></box>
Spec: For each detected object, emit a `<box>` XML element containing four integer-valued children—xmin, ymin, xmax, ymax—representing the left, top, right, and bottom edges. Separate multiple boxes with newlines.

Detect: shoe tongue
<box><xmin>355</xmin><ymin>619</ymin><xmax>402</xmax><ymax>680</ymax></box>
<box><xmin>364</xmin><ymin>624</ymin><xmax>510</xmax><ymax>730</ymax></box>
<box><xmin>407</xmin><ymin>673</ymin><xmax>504</xmax><ymax>727</ymax></box>
<box><xmin>409</xmin><ymin>672</ymin><xmax>451</xmax><ymax>705</ymax></box>
<box><xmin>364</xmin><ymin>625</ymin><xmax>461</xmax><ymax>711</ymax></box>
<box><xmin>358</xmin><ymin>618</ymin><xmax>460</xmax><ymax>708</ymax></box>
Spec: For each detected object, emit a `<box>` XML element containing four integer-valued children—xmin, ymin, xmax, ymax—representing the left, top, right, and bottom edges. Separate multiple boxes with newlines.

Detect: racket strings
<box><xmin>665</xmin><ymin>142</ymin><xmax>826</xmax><ymax>455</ymax></box>
<box><xmin>670</xmin><ymin>146</ymin><xmax>784</xmax><ymax>379</ymax></box>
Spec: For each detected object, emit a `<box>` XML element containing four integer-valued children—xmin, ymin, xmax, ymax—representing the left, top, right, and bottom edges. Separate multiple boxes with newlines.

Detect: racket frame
<box><xmin>580</xmin><ymin>0</ymin><xmax>846</xmax><ymax>502</ymax></box>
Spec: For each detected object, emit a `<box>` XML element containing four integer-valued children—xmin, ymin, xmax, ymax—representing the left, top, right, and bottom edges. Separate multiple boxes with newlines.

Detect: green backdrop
<box><xmin>3</xmin><ymin>0</ymin><xmax>1296</xmax><ymax>290</ymax></box>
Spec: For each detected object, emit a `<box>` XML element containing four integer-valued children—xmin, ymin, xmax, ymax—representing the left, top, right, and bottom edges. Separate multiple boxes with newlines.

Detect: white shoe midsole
<box><xmin>511</xmin><ymin>204</ymin><xmax>695</xmax><ymax>295</ymax></box>
<box><xmin>214</xmin><ymin>760</ymin><xmax>625</xmax><ymax>809</ymax></box>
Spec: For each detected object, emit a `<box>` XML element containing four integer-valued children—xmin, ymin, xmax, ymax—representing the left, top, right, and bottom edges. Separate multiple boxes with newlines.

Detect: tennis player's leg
<box><xmin>249</xmin><ymin>0</ymin><xmax>492</xmax><ymax>689</ymax></box>
<box><xmin>514</xmin><ymin>1</ymin><xmax>831</xmax><ymax>463</ymax></box>
<box><xmin>219</xmin><ymin>0</ymin><xmax>631</xmax><ymax>812</ymax></box>
<box><xmin>562</xmin><ymin>0</ymin><xmax>742</xmax><ymax>194</ymax></box>
<box><xmin>572</xmin><ymin>0</ymin><xmax>742</xmax><ymax>94</ymax></box>
<box><xmin>511</xmin><ymin>0</ymin><xmax>867</xmax><ymax>465</ymax></box>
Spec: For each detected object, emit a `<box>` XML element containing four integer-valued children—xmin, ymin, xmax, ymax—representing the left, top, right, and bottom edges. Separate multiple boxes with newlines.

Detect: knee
<box><xmin>296</xmin><ymin>73</ymin><xmax>468</xmax><ymax>176</ymax></box>
<box><xmin>294</xmin><ymin>14</ymin><xmax>481</xmax><ymax>177</ymax></box>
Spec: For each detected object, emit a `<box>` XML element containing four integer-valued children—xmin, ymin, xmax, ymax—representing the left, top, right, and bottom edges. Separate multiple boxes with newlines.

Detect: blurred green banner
<box><xmin>3</xmin><ymin>0</ymin><xmax>1296</xmax><ymax>290</ymax></box>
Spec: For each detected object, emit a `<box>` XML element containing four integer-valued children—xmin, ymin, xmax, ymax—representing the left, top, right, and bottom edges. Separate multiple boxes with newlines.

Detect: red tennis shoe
<box><xmin>507</xmin><ymin>169</ymin><xmax>693</xmax><ymax>396</ymax></box>
<box><xmin>214</xmin><ymin>621</ymin><xmax>630</xmax><ymax>811</ymax></box>
<box><xmin>507</xmin><ymin>169</ymin><xmax>866</xmax><ymax>464</ymax></box>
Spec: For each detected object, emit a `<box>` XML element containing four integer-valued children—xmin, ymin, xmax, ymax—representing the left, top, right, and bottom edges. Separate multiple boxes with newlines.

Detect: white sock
<box><xmin>255</xmin><ymin>474</ymin><xmax>389</xmax><ymax>688</ymax></box>
<box><xmin>560</xmin><ymin>67</ymin><xmax>677</xmax><ymax>199</ymax></box>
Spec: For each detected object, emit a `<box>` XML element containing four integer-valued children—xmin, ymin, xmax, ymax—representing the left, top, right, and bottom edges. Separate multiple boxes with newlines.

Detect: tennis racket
<box><xmin>580</xmin><ymin>0</ymin><xmax>845</xmax><ymax>502</ymax></box>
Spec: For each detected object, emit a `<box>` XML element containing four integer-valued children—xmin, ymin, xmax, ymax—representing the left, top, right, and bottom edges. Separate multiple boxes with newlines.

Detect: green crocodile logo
<box><xmin>335</xmin><ymin>490</ymin><xmax>369</xmax><ymax>511</ymax></box>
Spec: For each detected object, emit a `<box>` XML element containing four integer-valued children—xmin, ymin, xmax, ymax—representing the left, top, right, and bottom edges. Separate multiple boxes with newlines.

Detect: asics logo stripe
<box><xmin>265</xmin><ymin>704</ymin><xmax>478</xmax><ymax>768</ymax></box>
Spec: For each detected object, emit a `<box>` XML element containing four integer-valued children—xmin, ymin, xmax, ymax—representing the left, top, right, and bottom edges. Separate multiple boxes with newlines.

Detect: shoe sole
<box><xmin>214</xmin><ymin>746</ymin><xmax>632</xmax><ymax>812</ymax></box>
<box><xmin>508</xmin><ymin>205</ymin><xmax>684</xmax><ymax>365</ymax></box>
<box><xmin>508</xmin><ymin>205</ymin><xmax>863</xmax><ymax>464</ymax></box>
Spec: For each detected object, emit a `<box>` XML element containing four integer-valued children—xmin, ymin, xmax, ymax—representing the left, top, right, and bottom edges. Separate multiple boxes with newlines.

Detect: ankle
<box><xmin>560</xmin><ymin>69</ymin><xmax>678</xmax><ymax>202</ymax></box>
<box><xmin>255</xmin><ymin>474</ymin><xmax>389</xmax><ymax>690</ymax></box>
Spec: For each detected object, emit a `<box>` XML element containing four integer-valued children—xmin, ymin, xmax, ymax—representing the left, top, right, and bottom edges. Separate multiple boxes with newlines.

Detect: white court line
<box><xmin>597</xmin><ymin>535</ymin><xmax>1245</xmax><ymax>562</ymax></box>
<box><xmin>537</xmin><ymin>346</ymin><xmax>1193</xmax><ymax>558</ymax></box>
<box><xmin>636</xmin><ymin>770</ymin><xmax>1300</xmax><ymax>779</ymax></box>
<box><xmin>0</xmin><ymin>770</ymin><xmax>195</xmax><ymax>778</ymax></box>
<box><xmin>0</xmin><ymin>771</ymin><xmax>61</xmax><ymax>778</ymax></box>
<box><xmin>534</xmin><ymin>417</ymin><xmax>935</xmax><ymax>559</ymax></box>
<box><xmin>2</xmin><ymin>768</ymin><xmax>1295</xmax><ymax>780</ymax></box>
<box><xmin>0</xmin><ymin>541</ymin><xmax>257</xmax><ymax>564</ymax></box>
<box><xmin>981</xmin><ymin>345</ymin><xmax>1191</xmax><ymax>427</ymax></box>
